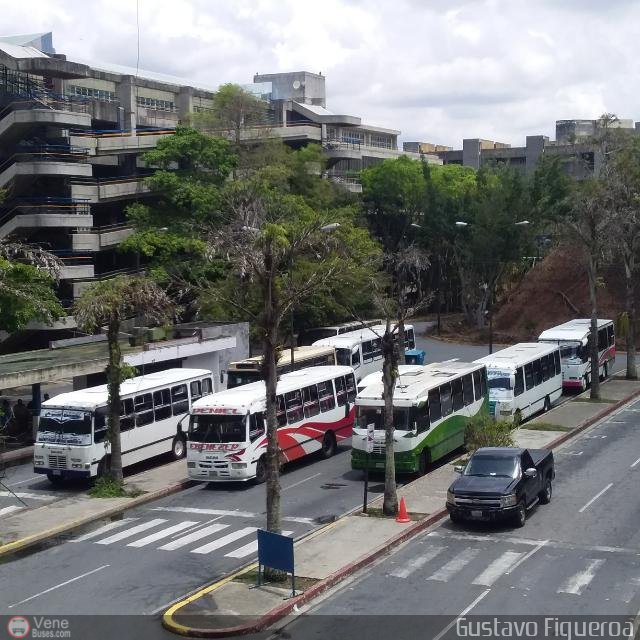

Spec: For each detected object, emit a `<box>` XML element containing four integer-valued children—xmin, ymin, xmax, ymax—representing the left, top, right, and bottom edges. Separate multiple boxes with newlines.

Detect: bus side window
<box><xmin>318</xmin><ymin>381</ymin><xmax>336</xmax><ymax>412</ymax></box>
<box><xmin>371</xmin><ymin>338</ymin><xmax>382</xmax><ymax>360</ymax></box>
<box><xmin>416</xmin><ymin>404</ymin><xmax>430</xmax><ymax>433</ymax></box>
<box><xmin>514</xmin><ymin>368</ymin><xmax>525</xmax><ymax>396</ymax></box>
<box><xmin>462</xmin><ymin>374</ymin><xmax>474</xmax><ymax>406</ymax></box>
<box><xmin>190</xmin><ymin>380</ymin><xmax>202</xmax><ymax>403</ymax></box>
<box><xmin>135</xmin><ymin>393</ymin><xmax>154</xmax><ymax>427</ymax></box>
<box><xmin>276</xmin><ymin>395</ymin><xmax>287</xmax><ymax>427</ymax></box>
<box><xmin>452</xmin><ymin>378</ymin><xmax>464</xmax><ymax>411</ymax></box>
<box><xmin>362</xmin><ymin>341</ymin><xmax>373</xmax><ymax>363</ymax></box>
<box><xmin>285</xmin><ymin>390</ymin><xmax>303</xmax><ymax>424</ymax></box>
<box><xmin>120</xmin><ymin>398</ymin><xmax>135</xmax><ymax>431</ymax></box>
<box><xmin>541</xmin><ymin>356</ymin><xmax>549</xmax><ymax>382</ymax></box>
<box><xmin>524</xmin><ymin>363</ymin><xmax>534</xmax><ymax>390</ymax></box>
<box><xmin>428</xmin><ymin>388</ymin><xmax>442</xmax><ymax>423</ymax></box>
<box><xmin>171</xmin><ymin>384</ymin><xmax>189</xmax><ymax>416</ymax></box>
<box><xmin>351</xmin><ymin>347</ymin><xmax>361</xmax><ymax>367</ymax></box>
<box><xmin>94</xmin><ymin>407</ymin><xmax>108</xmax><ymax>443</ymax></box>
<box><xmin>472</xmin><ymin>370</ymin><xmax>482</xmax><ymax>402</ymax></box>
<box><xmin>345</xmin><ymin>373</ymin><xmax>357</xmax><ymax>402</ymax></box>
<box><xmin>532</xmin><ymin>359</ymin><xmax>542</xmax><ymax>386</ymax></box>
<box><xmin>439</xmin><ymin>383</ymin><xmax>453</xmax><ymax>417</ymax></box>
<box><xmin>250</xmin><ymin>412</ymin><xmax>265</xmax><ymax>441</ymax></box>
<box><xmin>335</xmin><ymin>376</ymin><xmax>347</xmax><ymax>407</ymax></box>
<box><xmin>607</xmin><ymin>325</ymin><xmax>615</xmax><ymax>346</ymax></box>
<box><xmin>202</xmin><ymin>378</ymin><xmax>213</xmax><ymax>395</ymax></box>
<box><xmin>303</xmin><ymin>385</ymin><xmax>320</xmax><ymax>418</ymax></box>
<box><xmin>554</xmin><ymin>351</ymin><xmax>561</xmax><ymax>375</ymax></box>
<box><xmin>480</xmin><ymin>369</ymin><xmax>488</xmax><ymax>398</ymax></box>
<box><xmin>598</xmin><ymin>328</ymin><xmax>607</xmax><ymax>351</ymax></box>
<box><xmin>153</xmin><ymin>389</ymin><xmax>172</xmax><ymax>421</ymax></box>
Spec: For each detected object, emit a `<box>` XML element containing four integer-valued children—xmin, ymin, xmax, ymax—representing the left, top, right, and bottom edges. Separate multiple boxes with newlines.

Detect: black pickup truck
<box><xmin>446</xmin><ymin>447</ymin><xmax>555</xmax><ymax>527</ymax></box>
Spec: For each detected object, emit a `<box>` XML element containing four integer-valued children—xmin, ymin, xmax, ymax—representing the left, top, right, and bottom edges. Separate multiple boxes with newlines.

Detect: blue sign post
<box><xmin>257</xmin><ymin>529</ymin><xmax>296</xmax><ymax>597</ymax></box>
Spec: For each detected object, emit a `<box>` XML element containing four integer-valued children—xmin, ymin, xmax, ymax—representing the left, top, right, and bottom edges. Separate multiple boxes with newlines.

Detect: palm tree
<box><xmin>73</xmin><ymin>275</ymin><xmax>174</xmax><ymax>482</ymax></box>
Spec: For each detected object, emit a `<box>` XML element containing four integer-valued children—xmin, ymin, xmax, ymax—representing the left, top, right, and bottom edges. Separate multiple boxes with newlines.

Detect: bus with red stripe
<box><xmin>538</xmin><ymin>318</ymin><xmax>615</xmax><ymax>391</ymax></box>
<box><xmin>186</xmin><ymin>366</ymin><xmax>356</xmax><ymax>483</ymax></box>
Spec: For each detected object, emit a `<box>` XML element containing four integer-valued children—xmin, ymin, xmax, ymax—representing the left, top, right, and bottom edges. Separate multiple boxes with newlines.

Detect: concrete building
<box><xmin>0</xmin><ymin>34</ymin><xmax>440</xmax><ymax>335</ymax></box>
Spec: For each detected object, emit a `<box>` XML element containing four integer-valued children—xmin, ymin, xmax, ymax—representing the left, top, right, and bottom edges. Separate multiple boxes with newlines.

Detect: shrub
<box><xmin>464</xmin><ymin>414</ymin><xmax>515</xmax><ymax>454</ymax></box>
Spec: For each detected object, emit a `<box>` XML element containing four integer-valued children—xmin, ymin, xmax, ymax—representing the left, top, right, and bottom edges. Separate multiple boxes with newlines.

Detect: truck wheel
<box><xmin>513</xmin><ymin>502</ymin><xmax>526</xmax><ymax>528</ymax></box>
<box><xmin>539</xmin><ymin>478</ymin><xmax>552</xmax><ymax>504</ymax></box>
<box><xmin>254</xmin><ymin>457</ymin><xmax>267</xmax><ymax>484</ymax></box>
<box><xmin>320</xmin><ymin>431</ymin><xmax>337</xmax><ymax>459</ymax></box>
<box><xmin>171</xmin><ymin>435</ymin><xmax>186</xmax><ymax>460</ymax></box>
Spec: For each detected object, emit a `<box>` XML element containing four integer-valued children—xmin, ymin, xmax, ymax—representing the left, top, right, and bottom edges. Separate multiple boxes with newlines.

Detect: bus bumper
<box><xmin>33</xmin><ymin>467</ymin><xmax>92</xmax><ymax>479</ymax></box>
<box><xmin>351</xmin><ymin>450</ymin><xmax>417</xmax><ymax>473</ymax></box>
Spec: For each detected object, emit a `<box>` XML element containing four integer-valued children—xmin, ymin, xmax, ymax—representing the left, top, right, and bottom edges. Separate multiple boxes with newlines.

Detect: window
<box><xmin>135</xmin><ymin>393</ymin><xmax>154</xmax><ymax>427</ymax></box>
<box><xmin>94</xmin><ymin>407</ymin><xmax>108</xmax><ymax>443</ymax></box>
<box><xmin>136</xmin><ymin>96</ymin><xmax>176</xmax><ymax>112</ymax></box>
<box><xmin>351</xmin><ymin>348</ymin><xmax>361</xmax><ymax>367</ymax></box>
<box><xmin>416</xmin><ymin>406</ymin><xmax>430</xmax><ymax>433</ymax></box>
<box><xmin>336</xmin><ymin>348</ymin><xmax>351</xmax><ymax>367</ymax></box>
<box><xmin>462</xmin><ymin>374</ymin><xmax>474</xmax><ymax>406</ymax></box>
<box><xmin>153</xmin><ymin>388</ymin><xmax>172</xmax><ymax>421</ymax></box>
<box><xmin>362</xmin><ymin>341</ymin><xmax>373</xmax><ymax>363</ymax></box>
<box><xmin>335</xmin><ymin>376</ymin><xmax>347</xmax><ymax>407</ymax></box>
<box><xmin>607</xmin><ymin>325</ymin><xmax>615</xmax><ymax>346</ymax></box>
<box><xmin>318</xmin><ymin>381</ymin><xmax>336</xmax><ymax>412</ymax></box>
<box><xmin>120</xmin><ymin>398</ymin><xmax>135</xmax><ymax>431</ymax></box>
<box><xmin>428</xmin><ymin>388</ymin><xmax>442</xmax><ymax>423</ymax></box>
<box><xmin>202</xmin><ymin>378</ymin><xmax>213</xmax><ymax>395</ymax></box>
<box><xmin>249</xmin><ymin>412</ymin><xmax>265</xmax><ymax>442</ymax></box>
<box><xmin>440</xmin><ymin>383</ymin><xmax>453</xmax><ymax>417</ymax></box>
<box><xmin>452</xmin><ymin>378</ymin><xmax>464</xmax><ymax>411</ymax></box>
<box><xmin>190</xmin><ymin>380</ymin><xmax>202</xmax><ymax>402</ymax></box>
<box><xmin>171</xmin><ymin>384</ymin><xmax>189</xmax><ymax>415</ymax></box>
<box><xmin>285</xmin><ymin>390</ymin><xmax>303</xmax><ymax>424</ymax></box>
<box><xmin>554</xmin><ymin>351</ymin><xmax>561</xmax><ymax>375</ymax></box>
<box><xmin>303</xmin><ymin>385</ymin><xmax>320</xmax><ymax>418</ymax></box>
<box><xmin>524</xmin><ymin>363</ymin><xmax>534</xmax><ymax>390</ymax></box>
<box><xmin>541</xmin><ymin>356</ymin><xmax>549</xmax><ymax>382</ymax></box>
<box><xmin>276</xmin><ymin>396</ymin><xmax>287</xmax><ymax>427</ymax></box>
<box><xmin>405</xmin><ymin>328</ymin><xmax>415</xmax><ymax>350</ymax></box>
<box><xmin>532</xmin><ymin>359</ymin><xmax>542</xmax><ymax>386</ymax></box>
<box><xmin>480</xmin><ymin>369</ymin><xmax>488</xmax><ymax>398</ymax></box>
<box><xmin>514</xmin><ymin>367</ymin><xmax>525</xmax><ymax>397</ymax></box>
<box><xmin>473</xmin><ymin>370</ymin><xmax>482</xmax><ymax>401</ymax></box>
<box><xmin>345</xmin><ymin>373</ymin><xmax>357</xmax><ymax>402</ymax></box>
<box><xmin>370</xmin><ymin>338</ymin><xmax>382</xmax><ymax>360</ymax></box>
<box><xmin>598</xmin><ymin>328</ymin><xmax>607</xmax><ymax>351</ymax></box>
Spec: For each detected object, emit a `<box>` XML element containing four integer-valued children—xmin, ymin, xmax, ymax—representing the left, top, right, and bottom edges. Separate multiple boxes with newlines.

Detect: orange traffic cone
<box><xmin>396</xmin><ymin>497</ymin><xmax>411</xmax><ymax>523</ymax></box>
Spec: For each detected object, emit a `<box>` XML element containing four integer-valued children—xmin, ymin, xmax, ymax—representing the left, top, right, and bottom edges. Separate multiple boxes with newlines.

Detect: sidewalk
<box><xmin>0</xmin><ymin>459</ymin><xmax>191</xmax><ymax>554</ymax></box>
<box><xmin>163</xmin><ymin>375</ymin><xmax>640</xmax><ymax>637</ymax></box>
<box><xmin>0</xmin><ymin>444</ymin><xmax>33</xmax><ymax>469</ymax></box>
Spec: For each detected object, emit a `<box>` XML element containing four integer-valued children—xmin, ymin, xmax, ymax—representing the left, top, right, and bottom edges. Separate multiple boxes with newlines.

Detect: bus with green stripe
<box><xmin>351</xmin><ymin>361</ymin><xmax>489</xmax><ymax>475</ymax></box>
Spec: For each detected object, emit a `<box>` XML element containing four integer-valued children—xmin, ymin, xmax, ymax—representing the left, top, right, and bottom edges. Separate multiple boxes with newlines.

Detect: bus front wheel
<box><xmin>321</xmin><ymin>431</ymin><xmax>337</xmax><ymax>459</ymax></box>
<box><xmin>47</xmin><ymin>473</ymin><xmax>64</xmax><ymax>485</ymax></box>
<box><xmin>171</xmin><ymin>435</ymin><xmax>186</xmax><ymax>460</ymax></box>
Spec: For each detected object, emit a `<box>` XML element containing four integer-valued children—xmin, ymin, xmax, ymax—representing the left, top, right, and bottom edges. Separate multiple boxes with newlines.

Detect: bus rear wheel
<box><xmin>543</xmin><ymin>396</ymin><xmax>551</xmax><ymax>412</ymax></box>
<box><xmin>171</xmin><ymin>435</ymin><xmax>186</xmax><ymax>460</ymax></box>
<box><xmin>321</xmin><ymin>431</ymin><xmax>337</xmax><ymax>459</ymax></box>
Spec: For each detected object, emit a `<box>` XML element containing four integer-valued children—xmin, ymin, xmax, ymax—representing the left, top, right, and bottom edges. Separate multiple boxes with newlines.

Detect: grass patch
<box><xmin>573</xmin><ymin>397</ymin><xmax>617</xmax><ymax>404</ymax></box>
<box><xmin>233</xmin><ymin>569</ymin><xmax>319</xmax><ymax>591</ymax></box>
<box><xmin>521</xmin><ymin>422</ymin><xmax>572</xmax><ymax>432</ymax></box>
<box><xmin>89</xmin><ymin>477</ymin><xmax>146</xmax><ymax>498</ymax></box>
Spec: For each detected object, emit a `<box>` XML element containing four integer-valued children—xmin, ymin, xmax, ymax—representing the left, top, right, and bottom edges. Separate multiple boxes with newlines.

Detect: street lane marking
<box><xmin>0</xmin><ymin>505</ymin><xmax>22</xmax><ymax>516</ymax></box>
<box><xmin>579</xmin><ymin>483</ymin><xmax>613</xmax><ymax>513</ymax></box>
<box><xmin>127</xmin><ymin>521</ymin><xmax>200</xmax><ymax>547</ymax></box>
<box><xmin>432</xmin><ymin>590</ymin><xmax>491</xmax><ymax>640</ymax></box>
<box><xmin>557</xmin><ymin>559</ymin><xmax>605</xmax><ymax>595</ymax></box>
<box><xmin>631</xmin><ymin>457</ymin><xmax>640</xmax><ymax>469</ymax></box>
<box><xmin>191</xmin><ymin>527</ymin><xmax>258</xmax><ymax>555</ymax></box>
<box><xmin>0</xmin><ymin>491</ymin><xmax>52</xmax><ymax>501</ymax></box>
<box><xmin>390</xmin><ymin>546</ymin><xmax>445</xmax><ymax>579</ymax></box>
<box><xmin>151</xmin><ymin>506</ymin><xmax>315</xmax><ymax>525</ymax></box>
<box><xmin>72</xmin><ymin>518</ymin><xmax>140</xmax><ymax>542</ymax></box>
<box><xmin>96</xmin><ymin>518</ymin><xmax>167</xmax><ymax>545</ymax></box>
<box><xmin>158</xmin><ymin>523</ymin><xmax>230</xmax><ymax>550</ymax></box>
<box><xmin>7</xmin><ymin>476</ymin><xmax>41</xmax><ymax>486</ymax></box>
<box><xmin>282</xmin><ymin>473</ymin><xmax>322</xmax><ymax>492</ymax></box>
<box><xmin>427</xmin><ymin>547</ymin><xmax>479</xmax><ymax>582</ymax></box>
<box><xmin>505</xmin><ymin>540</ymin><xmax>548</xmax><ymax>575</ymax></box>
<box><xmin>225</xmin><ymin>531</ymin><xmax>293</xmax><ymax>558</ymax></box>
<box><xmin>472</xmin><ymin>551</ymin><xmax>525</xmax><ymax>586</ymax></box>
<box><xmin>614</xmin><ymin>577</ymin><xmax>640</xmax><ymax>604</ymax></box>
<box><xmin>168</xmin><ymin>516</ymin><xmax>224</xmax><ymax>538</ymax></box>
<box><xmin>557</xmin><ymin>450</ymin><xmax>583</xmax><ymax>456</ymax></box>
<box><xmin>8</xmin><ymin>565</ymin><xmax>110</xmax><ymax>608</ymax></box>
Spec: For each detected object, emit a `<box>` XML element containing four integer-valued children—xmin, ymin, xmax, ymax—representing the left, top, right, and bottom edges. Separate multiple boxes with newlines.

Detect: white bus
<box><xmin>312</xmin><ymin>324</ymin><xmax>416</xmax><ymax>382</ymax></box>
<box><xmin>225</xmin><ymin>345</ymin><xmax>336</xmax><ymax>389</ymax></box>
<box><xmin>297</xmin><ymin>319</ymin><xmax>382</xmax><ymax>345</ymax></box>
<box><xmin>34</xmin><ymin>368</ymin><xmax>214</xmax><ymax>483</ymax></box>
<box><xmin>538</xmin><ymin>319</ymin><xmax>615</xmax><ymax>391</ymax></box>
<box><xmin>356</xmin><ymin>365</ymin><xmax>424</xmax><ymax>394</ymax></box>
<box><xmin>475</xmin><ymin>343</ymin><xmax>562</xmax><ymax>424</ymax></box>
<box><xmin>187</xmin><ymin>366</ymin><xmax>356</xmax><ymax>483</ymax></box>
<box><xmin>352</xmin><ymin>361</ymin><xmax>488</xmax><ymax>475</ymax></box>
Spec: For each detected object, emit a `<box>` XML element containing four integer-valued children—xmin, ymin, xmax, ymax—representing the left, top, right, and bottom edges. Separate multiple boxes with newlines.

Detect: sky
<box><xmin>1</xmin><ymin>0</ymin><xmax>639</xmax><ymax>147</ymax></box>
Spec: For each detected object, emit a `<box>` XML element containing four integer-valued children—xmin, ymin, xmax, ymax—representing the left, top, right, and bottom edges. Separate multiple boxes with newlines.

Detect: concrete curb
<box><xmin>0</xmin><ymin>445</ymin><xmax>33</xmax><ymax>470</ymax></box>
<box><xmin>0</xmin><ymin>477</ymin><xmax>194</xmax><ymax>558</ymax></box>
<box><xmin>162</xmin><ymin>382</ymin><xmax>640</xmax><ymax>638</ymax></box>
<box><xmin>162</xmin><ymin>508</ymin><xmax>448</xmax><ymax>638</ymax></box>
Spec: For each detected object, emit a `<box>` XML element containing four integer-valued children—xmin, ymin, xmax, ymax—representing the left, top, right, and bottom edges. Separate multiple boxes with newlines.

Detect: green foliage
<box><xmin>0</xmin><ymin>257</ymin><xmax>63</xmax><ymax>332</ymax></box>
<box><xmin>530</xmin><ymin>154</ymin><xmax>573</xmax><ymax>223</ymax></box>
<box><xmin>89</xmin><ymin>476</ymin><xmax>127</xmax><ymax>498</ymax></box>
<box><xmin>464</xmin><ymin>413</ymin><xmax>515</xmax><ymax>454</ymax></box>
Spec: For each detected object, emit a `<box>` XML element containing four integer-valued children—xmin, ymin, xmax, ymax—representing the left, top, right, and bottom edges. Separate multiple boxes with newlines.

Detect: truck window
<box><xmin>521</xmin><ymin>450</ymin><xmax>534</xmax><ymax>470</ymax></box>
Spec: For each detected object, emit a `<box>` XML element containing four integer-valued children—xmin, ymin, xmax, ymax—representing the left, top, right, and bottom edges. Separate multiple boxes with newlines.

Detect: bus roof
<box><xmin>191</xmin><ymin>365</ymin><xmax>355</xmax><ymax>414</ymax></box>
<box><xmin>538</xmin><ymin>319</ymin><xmax>613</xmax><ymax>343</ymax></box>
<box><xmin>312</xmin><ymin>324</ymin><xmax>414</xmax><ymax>349</ymax></box>
<box><xmin>357</xmin><ymin>365</ymin><xmax>425</xmax><ymax>390</ymax></box>
<box><xmin>42</xmin><ymin>368</ymin><xmax>212</xmax><ymax>411</ymax></box>
<box><xmin>228</xmin><ymin>345</ymin><xmax>334</xmax><ymax>369</ymax></box>
<box><xmin>475</xmin><ymin>343</ymin><xmax>559</xmax><ymax>371</ymax></box>
<box><xmin>356</xmin><ymin>361</ymin><xmax>484</xmax><ymax>407</ymax></box>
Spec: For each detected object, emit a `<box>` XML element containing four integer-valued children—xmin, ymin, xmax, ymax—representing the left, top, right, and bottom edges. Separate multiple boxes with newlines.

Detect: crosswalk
<box><xmin>72</xmin><ymin>517</ymin><xmax>295</xmax><ymax>559</ymax></box>
<box><xmin>386</xmin><ymin>539</ymin><xmax>640</xmax><ymax>605</ymax></box>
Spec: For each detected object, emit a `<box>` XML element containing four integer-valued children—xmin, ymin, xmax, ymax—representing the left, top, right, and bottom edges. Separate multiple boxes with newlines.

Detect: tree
<box><xmin>73</xmin><ymin>276</ymin><xmax>174</xmax><ymax>483</ymax></box>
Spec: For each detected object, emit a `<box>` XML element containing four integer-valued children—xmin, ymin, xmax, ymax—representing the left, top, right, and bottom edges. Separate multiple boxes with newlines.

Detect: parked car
<box><xmin>446</xmin><ymin>447</ymin><xmax>555</xmax><ymax>527</ymax></box>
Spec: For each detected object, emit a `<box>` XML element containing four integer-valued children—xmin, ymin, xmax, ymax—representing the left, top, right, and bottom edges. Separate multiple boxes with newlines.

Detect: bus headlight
<box><xmin>231</xmin><ymin>463</ymin><xmax>247</xmax><ymax>469</ymax></box>
<box><xmin>34</xmin><ymin>455</ymin><xmax>44</xmax><ymax>464</ymax></box>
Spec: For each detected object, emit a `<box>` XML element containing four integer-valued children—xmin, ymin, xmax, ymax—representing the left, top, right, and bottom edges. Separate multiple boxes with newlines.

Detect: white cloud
<box><xmin>1</xmin><ymin>0</ymin><xmax>638</xmax><ymax>147</ymax></box>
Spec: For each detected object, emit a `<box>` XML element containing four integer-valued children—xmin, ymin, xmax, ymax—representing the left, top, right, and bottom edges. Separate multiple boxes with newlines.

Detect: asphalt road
<box><xmin>266</xmin><ymin>395</ymin><xmax>640</xmax><ymax>640</ymax></box>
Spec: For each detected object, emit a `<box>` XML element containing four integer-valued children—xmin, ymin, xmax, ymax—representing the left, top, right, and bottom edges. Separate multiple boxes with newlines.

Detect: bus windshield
<box><xmin>227</xmin><ymin>371</ymin><xmax>261</xmax><ymax>389</ymax></box>
<box><xmin>487</xmin><ymin>373</ymin><xmax>512</xmax><ymax>391</ymax></box>
<box><xmin>336</xmin><ymin>348</ymin><xmax>352</xmax><ymax>367</ymax></box>
<box><xmin>188</xmin><ymin>414</ymin><xmax>247</xmax><ymax>443</ymax></box>
<box><xmin>357</xmin><ymin>406</ymin><xmax>413</xmax><ymax>431</ymax></box>
<box><xmin>559</xmin><ymin>342</ymin><xmax>585</xmax><ymax>361</ymax></box>
<box><xmin>37</xmin><ymin>409</ymin><xmax>93</xmax><ymax>444</ymax></box>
